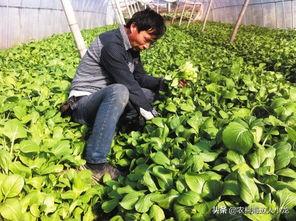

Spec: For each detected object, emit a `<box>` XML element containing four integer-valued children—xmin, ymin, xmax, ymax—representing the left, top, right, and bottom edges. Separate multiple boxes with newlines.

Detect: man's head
<box><xmin>125</xmin><ymin>8</ymin><xmax>166</xmax><ymax>51</ymax></box>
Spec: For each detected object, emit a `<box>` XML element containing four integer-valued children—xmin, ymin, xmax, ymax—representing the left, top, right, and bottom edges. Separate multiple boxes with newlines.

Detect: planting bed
<box><xmin>0</xmin><ymin>23</ymin><xmax>295</xmax><ymax>220</ymax></box>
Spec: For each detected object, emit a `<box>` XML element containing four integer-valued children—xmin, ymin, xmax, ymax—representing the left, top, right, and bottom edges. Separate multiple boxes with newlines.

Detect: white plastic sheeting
<box><xmin>198</xmin><ymin>0</ymin><xmax>296</xmax><ymax>29</ymax></box>
<box><xmin>0</xmin><ymin>0</ymin><xmax>116</xmax><ymax>49</ymax></box>
<box><xmin>1</xmin><ymin>0</ymin><xmax>295</xmax><ymax>49</ymax></box>
<box><xmin>151</xmin><ymin>0</ymin><xmax>296</xmax><ymax>28</ymax></box>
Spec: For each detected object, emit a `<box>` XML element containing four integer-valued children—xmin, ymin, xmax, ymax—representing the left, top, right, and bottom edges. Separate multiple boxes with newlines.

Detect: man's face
<box><xmin>128</xmin><ymin>24</ymin><xmax>156</xmax><ymax>51</ymax></box>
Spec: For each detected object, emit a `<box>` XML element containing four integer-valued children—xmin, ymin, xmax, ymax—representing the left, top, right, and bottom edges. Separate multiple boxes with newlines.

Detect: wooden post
<box><xmin>172</xmin><ymin>0</ymin><xmax>180</xmax><ymax>24</ymax></box>
<box><xmin>281</xmin><ymin>0</ymin><xmax>286</xmax><ymax>28</ymax></box>
<box><xmin>179</xmin><ymin>0</ymin><xmax>188</xmax><ymax>26</ymax></box>
<box><xmin>113</xmin><ymin>0</ymin><xmax>126</xmax><ymax>25</ymax></box>
<box><xmin>111</xmin><ymin>0</ymin><xmax>121</xmax><ymax>24</ymax></box>
<box><xmin>201</xmin><ymin>0</ymin><xmax>213</xmax><ymax>32</ymax></box>
<box><xmin>135</xmin><ymin>1</ymin><xmax>141</xmax><ymax>11</ymax></box>
<box><xmin>60</xmin><ymin>0</ymin><xmax>87</xmax><ymax>58</ymax></box>
<box><xmin>131</xmin><ymin>0</ymin><xmax>137</xmax><ymax>13</ymax></box>
<box><xmin>124</xmin><ymin>0</ymin><xmax>132</xmax><ymax>18</ymax></box>
<box><xmin>187</xmin><ymin>0</ymin><xmax>197</xmax><ymax>28</ymax></box>
<box><xmin>230</xmin><ymin>0</ymin><xmax>250</xmax><ymax>43</ymax></box>
<box><xmin>128</xmin><ymin>0</ymin><xmax>134</xmax><ymax>14</ymax></box>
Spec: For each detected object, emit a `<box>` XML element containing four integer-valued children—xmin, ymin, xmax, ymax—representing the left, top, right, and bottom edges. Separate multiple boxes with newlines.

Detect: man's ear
<box><xmin>130</xmin><ymin>23</ymin><xmax>139</xmax><ymax>34</ymax></box>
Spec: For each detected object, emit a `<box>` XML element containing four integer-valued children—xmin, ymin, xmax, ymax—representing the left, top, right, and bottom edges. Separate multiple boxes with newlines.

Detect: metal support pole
<box><xmin>60</xmin><ymin>0</ymin><xmax>87</xmax><ymax>58</ymax></box>
<box><xmin>230</xmin><ymin>0</ymin><xmax>250</xmax><ymax>43</ymax></box>
<box><xmin>202</xmin><ymin>0</ymin><xmax>213</xmax><ymax>32</ymax></box>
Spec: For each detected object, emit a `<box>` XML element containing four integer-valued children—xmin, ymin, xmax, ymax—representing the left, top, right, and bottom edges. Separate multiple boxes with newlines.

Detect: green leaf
<box><xmin>13</xmin><ymin>106</ymin><xmax>27</xmax><ymax>120</ymax></box>
<box><xmin>116</xmin><ymin>185</ymin><xmax>137</xmax><ymax>195</ymax></box>
<box><xmin>226</xmin><ymin>150</ymin><xmax>245</xmax><ymax>165</ymax></box>
<box><xmin>151</xmin><ymin>118</ymin><xmax>165</xmax><ymax>128</ymax></box>
<box><xmin>3</xmin><ymin>119</ymin><xmax>27</xmax><ymax>141</ymax></box>
<box><xmin>119</xmin><ymin>192</ymin><xmax>143</xmax><ymax>210</ymax></box>
<box><xmin>232</xmin><ymin>108</ymin><xmax>251</xmax><ymax>118</ymax></box>
<box><xmin>238</xmin><ymin>173</ymin><xmax>259</xmax><ymax>204</ymax></box>
<box><xmin>0</xmin><ymin>149</ymin><xmax>11</xmax><ymax>174</ymax></box>
<box><xmin>149</xmin><ymin>204</ymin><xmax>165</xmax><ymax>221</ymax></box>
<box><xmin>187</xmin><ymin>112</ymin><xmax>202</xmax><ymax>132</ymax></box>
<box><xmin>151</xmin><ymin>151</ymin><xmax>170</xmax><ymax>166</ymax></box>
<box><xmin>110</xmin><ymin>215</ymin><xmax>124</xmax><ymax>221</ymax></box>
<box><xmin>223</xmin><ymin>180</ymin><xmax>240</xmax><ymax>196</ymax></box>
<box><xmin>153</xmin><ymin>189</ymin><xmax>179</xmax><ymax>209</ymax></box>
<box><xmin>213</xmin><ymin>163</ymin><xmax>230</xmax><ymax>173</ymax></box>
<box><xmin>0</xmin><ymin>198</ymin><xmax>22</xmax><ymax>221</ymax></box>
<box><xmin>180</xmin><ymin>100</ymin><xmax>195</xmax><ymax>112</ymax></box>
<box><xmin>165</xmin><ymin>102</ymin><xmax>177</xmax><ymax>113</ymax></box>
<box><xmin>173</xmin><ymin>203</ymin><xmax>191</xmax><ymax>221</ymax></box>
<box><xmin>140</xmin><ymin>213</ymin><xmax>150</xmax><ymax>221</ymax></box>
<box><xmin>30</xmin><ymin>204</ymin><xmax>40</xmax><ymax>217</ymax></box>
<box><xmin>244</xmin><ymin>202</ymin><xmax>272</xmax><ymax>221</ymax></box>
<box><xmin>286</xmin><ymin>127</ymin><xmax>296</xmax><ymax>142</ymax></box>
<box><xmin>135</xmin><ymin>195</ymin><xmax>153</xmax><ymax>213</ymax></box>
<box><xmin>202</xmin><ymin>180</ymin><xmax>223</xmax><ymax>200</ymax></box>
<box><xmin>177</xmin><ymin>191</ymin><xmax>201</xmax><ymax>206</ymax></box>
<box><xmin>1</xmin><ymin>174</ymin><xmax>24</xmax><ymax>198</ymax></box>
<box><xmin>102</xmin><ymin>199</ymin><xmax>119</xmax><ymax>213</ymax></box>
<box><xmin>151</xmin><ymin>166</ymin><xmax>173</xmax><ymax>190</ymax></box>
<box><xmin>185</xmin><ymin>173</ymin><xmax>206</xmax><ymax>194</ymax></box>
<box><xmin>26</xmin><ymin>176</ymin><xmax>45</xmax><ymax>190</ymax></box>
<box><xmin>199</xmin><ymin>151</ymin><xmax>219</xmax><ymax>162</ymax></box>
<box><xmin>143</xmin><ymin>171</ymin><xmax>158</xmax><ymax>192</ymax></box>
<box><xmin>201</xmin><ymin>117</ymin><xmax>218</xmax><ymax>138</ymax></box>
<box><xmin>18</xmin><ymin>140</ymin><xmax>40</xmax><ymax>153</ymax></box>
<box><xmin>51</xmin><ymin>140</ymin><xmax>71</xmax><ymax>157</ymax></box>
<box><xmin>43</xmin><ymin>195</ymin><xmax>57</xmax><ymax>214</ymax></box>
<box><xmin>9</xmin><ymin>161</ymin><xmax>32</xmax><ymax>177</ymax></box>
<box><xmin>276</xmin><ymin>168</ymin><xmax>296</xmax><ymax>179</ymax></box>
<box><xmin>274</xmin><ymin>142</ymin><xmax>293</xmax><ymax>170</ymax></box>
<box><xmin>222</xmin><ymin>122</ymin><xmax>254</xmax><ymax>155</ymax></box>
<box><xmin>274</xmin><ymin>188</ymin><xmax>296</xmax><ymax>210</ymax></box>
<box><xmin>249</xmin><ymin>148</ymin><xmax>266</xmax><ymax>169</ymax></box>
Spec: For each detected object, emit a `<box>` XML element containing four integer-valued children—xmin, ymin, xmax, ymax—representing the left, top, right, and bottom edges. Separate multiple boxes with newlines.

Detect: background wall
<box><xmin>0</xmin><ymin>0</ymin><xmax>115</xmax><ymax>49</ymax></box>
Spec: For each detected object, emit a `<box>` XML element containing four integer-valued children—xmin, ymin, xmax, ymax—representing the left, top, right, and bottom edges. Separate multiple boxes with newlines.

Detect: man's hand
<box><xmin>140</xmin><ymin>108</ymin><xmax>158</xmax><ymax>120</ymax></box>
<box><xmin>159</xmin><ymin>78</ymin><xmax>169</xmax><ymax>91</ymax></box>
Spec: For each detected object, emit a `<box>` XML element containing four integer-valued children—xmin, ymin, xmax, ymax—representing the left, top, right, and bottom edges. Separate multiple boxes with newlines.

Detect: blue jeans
<box><xmin>71</xmin><ymin>84</ymin><xmax>129</xmax><ymax>164</ymax></box>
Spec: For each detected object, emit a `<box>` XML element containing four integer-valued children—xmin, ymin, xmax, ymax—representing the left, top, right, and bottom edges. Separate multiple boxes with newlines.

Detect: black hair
<box><xmin>125</xmin><ymin>8</ymin><xmax>166</xmax><ymax>39</ymax></box>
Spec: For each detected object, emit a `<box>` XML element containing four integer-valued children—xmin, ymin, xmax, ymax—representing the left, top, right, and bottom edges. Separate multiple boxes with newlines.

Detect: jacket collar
<box><xmin>119</xmin><ymin>25</ymin><xmax>132</xmax><ymax>51</ymax></box>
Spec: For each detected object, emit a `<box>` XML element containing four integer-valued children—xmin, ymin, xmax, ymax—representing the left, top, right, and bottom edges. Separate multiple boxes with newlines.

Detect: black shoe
<box><xmin>83</xmin><ymin>163</ymin><xmax>123</xmax><ymax>181</ymax></box>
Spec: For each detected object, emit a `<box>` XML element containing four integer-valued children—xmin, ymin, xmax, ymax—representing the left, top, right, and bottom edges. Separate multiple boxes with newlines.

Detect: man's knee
<box><xmin>110</xmin><ymin>84</ymin><xmax>129</xmax><ymax>106</ymax></box>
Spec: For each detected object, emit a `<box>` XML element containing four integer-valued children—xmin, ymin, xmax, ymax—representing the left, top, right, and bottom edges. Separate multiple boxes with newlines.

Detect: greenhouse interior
<box><xmin>0</xmin><ymin>0</ymin><xmax>296</xmax><ymax>220</ymax></box>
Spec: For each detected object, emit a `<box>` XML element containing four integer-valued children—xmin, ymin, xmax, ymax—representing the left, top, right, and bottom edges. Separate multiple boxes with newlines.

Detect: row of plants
<box><xmin>181</xmin><ymin>22</ymin><xmax>296</xmax><ymax>82</ymax></box>
<box><xmin>0</xmin><ymin>27</ymin><xmax>114</xmax><ymax>221</ymax></box>
<box><xmin>106</xmin><ymin>24</ymin><xmax>296</xmax><ymax>220</ymax></box>
<box><xmin>0</xmin><ymin>22</ymin><xmax>295</xmax><ymax>220</ymax></box>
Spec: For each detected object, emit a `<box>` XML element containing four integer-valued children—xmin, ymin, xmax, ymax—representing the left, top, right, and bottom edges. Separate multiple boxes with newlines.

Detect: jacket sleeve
<box><xmin>100</xmin><ymin>43</ymin><xmax>153</xmax><ymax>111</ymax></box>
<box><xmin>133</xmin><ymin>59</ymin><xmax>162</xmax><ymax>92</ymax></box>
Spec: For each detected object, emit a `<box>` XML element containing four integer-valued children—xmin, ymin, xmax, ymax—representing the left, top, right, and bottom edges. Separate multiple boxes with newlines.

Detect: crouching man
<box><xmin>60</xmin><ymin>8</ymin><xmax>166</xmax><ymax>181</ymax></box>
